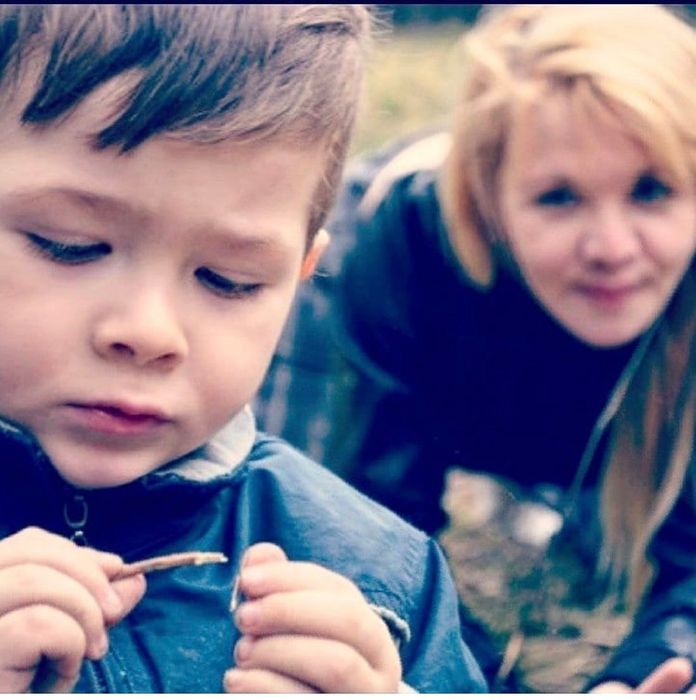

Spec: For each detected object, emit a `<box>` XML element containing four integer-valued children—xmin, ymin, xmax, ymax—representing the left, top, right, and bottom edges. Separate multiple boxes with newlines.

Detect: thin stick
<box><xmin>113</xmin><ymin>551</ymin><xmax>228</xmax><ymax>580</ymax></box>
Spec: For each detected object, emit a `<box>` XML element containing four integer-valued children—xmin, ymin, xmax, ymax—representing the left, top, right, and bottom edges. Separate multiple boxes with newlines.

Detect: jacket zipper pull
<box><xmin>63</xmin><ymin>492</ymin><xmax>89</xmax><ymax>546</ymax></box>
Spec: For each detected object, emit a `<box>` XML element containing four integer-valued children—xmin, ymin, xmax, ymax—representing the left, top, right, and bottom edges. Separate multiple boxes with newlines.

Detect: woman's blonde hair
<box><xmin>439</xmin><ymin>4</ymin><xmax>696</xmax><ymax>606</ymax></box>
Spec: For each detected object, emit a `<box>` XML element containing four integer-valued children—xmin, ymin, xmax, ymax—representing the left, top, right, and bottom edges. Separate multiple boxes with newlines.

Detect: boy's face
<box><xmin>0</xmin><ymin>95</ymin><xmax>327</xmax><ymax>488</ymax></box>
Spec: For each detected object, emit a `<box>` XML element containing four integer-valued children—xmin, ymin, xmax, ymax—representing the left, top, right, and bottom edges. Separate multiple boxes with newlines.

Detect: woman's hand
<box><xmin>590</xmin><ymin>656</ymin><xmax>694</xmax><ymax>693</ymax></box>
<box><xmin>224</xmin><ymin>542</ymin><xmax>402</xmax><ymax>693</ymax></box>
<box><xmin>0</xmin><ymin>527</ymin><xmax>146</xmax><ymax>692</ymax></box>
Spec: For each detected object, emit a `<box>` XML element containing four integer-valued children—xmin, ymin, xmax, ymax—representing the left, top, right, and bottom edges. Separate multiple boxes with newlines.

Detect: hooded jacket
<box><xmin>0</xmin><ymin>411</ymin><xmax>486</xmax><ymax>693</ymax></box>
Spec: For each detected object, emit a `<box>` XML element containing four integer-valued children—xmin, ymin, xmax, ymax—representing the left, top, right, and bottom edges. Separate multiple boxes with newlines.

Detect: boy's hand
<box><xmin>0</xmin><ymin>527</ymin><xmax>146</xmax><ymax>692</ymax></box>
<box><xmin>224</xmin><ymin>542</ymin><xmax>402</xmax><ymax>693</ymax></box>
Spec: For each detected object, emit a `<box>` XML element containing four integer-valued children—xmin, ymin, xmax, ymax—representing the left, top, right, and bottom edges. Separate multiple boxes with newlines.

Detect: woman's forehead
<box><xmin>507</xmin><ymin>86</ymin><xmax>692</xmax><ymax>186</ymax></box>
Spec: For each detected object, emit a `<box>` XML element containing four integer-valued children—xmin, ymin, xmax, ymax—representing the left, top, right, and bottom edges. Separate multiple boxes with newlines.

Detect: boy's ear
<box><xmin>300</xmin><ymin>228</ymin><xmax>330</xmax><ymax>280</ymax></box>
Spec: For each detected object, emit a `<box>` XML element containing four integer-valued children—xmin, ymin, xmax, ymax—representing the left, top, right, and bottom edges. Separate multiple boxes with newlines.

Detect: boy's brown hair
<box><xmin>0</xmin><ymin>4</ymin><xmax>372</xmax><ymax>240</ymax></box>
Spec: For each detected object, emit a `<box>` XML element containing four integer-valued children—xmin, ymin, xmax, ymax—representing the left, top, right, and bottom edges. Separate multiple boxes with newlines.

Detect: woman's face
<box><xmin>498</xmin><ymin>97</ymin><xmax>696</xmax><ymax>347</ymax></box>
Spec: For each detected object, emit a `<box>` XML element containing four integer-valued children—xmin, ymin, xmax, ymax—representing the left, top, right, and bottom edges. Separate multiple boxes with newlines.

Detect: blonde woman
<box><xmin>257</xmin><ymin>3</ymin><xmax>696</xmax><ymax>691</ymax></box>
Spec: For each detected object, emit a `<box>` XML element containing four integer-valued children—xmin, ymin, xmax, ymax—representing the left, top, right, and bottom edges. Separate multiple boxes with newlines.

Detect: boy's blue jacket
<box><xmin>0</xmin><ymin>412</ymin><xmax>486</xmax><ymax>693</ymax></box>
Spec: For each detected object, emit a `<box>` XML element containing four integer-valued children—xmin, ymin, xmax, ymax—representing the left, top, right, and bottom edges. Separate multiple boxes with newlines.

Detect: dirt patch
<box><xmin>439</xmin><ymin>469</ymin><xmax>631</xmax><ymax>692</ymax></box>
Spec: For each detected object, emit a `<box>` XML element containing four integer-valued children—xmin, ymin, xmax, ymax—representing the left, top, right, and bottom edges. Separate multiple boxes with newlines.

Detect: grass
<box><xmin>351</xmin><ymin>21</ymin><xmax>471</xmax><ymax>156</ymax></box>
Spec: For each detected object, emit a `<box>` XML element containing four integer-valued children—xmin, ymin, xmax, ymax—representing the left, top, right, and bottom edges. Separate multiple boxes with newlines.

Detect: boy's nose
<box><xmin>580</xmin><ymin>204</ymin><xmax>641</xmax><ymax>269</ymax></box>
<box><xmin>92</xmin><ymin>292</ymin><xmax>188</xmax><ymax>370</ymax></box>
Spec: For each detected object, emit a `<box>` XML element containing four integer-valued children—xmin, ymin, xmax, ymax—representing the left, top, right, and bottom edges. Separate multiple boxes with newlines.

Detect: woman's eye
<box><xmin>535</xmin><ymin>186</ymin><xmax>579</xmax><ymax>208</ymax></box>
<box><xmin>26</xmin><ymin>233</ymin><xmax>111</xmax><ymax>264</ymax></box>
<box><xmin>631</xmin><ymin>173</ymin><xmax>672</xmax><ymax>203</ymax></box>
<box><xmin>195</xmin><ymin>267</ymin><xmax>262</xmax><ymax>299</ymax></box>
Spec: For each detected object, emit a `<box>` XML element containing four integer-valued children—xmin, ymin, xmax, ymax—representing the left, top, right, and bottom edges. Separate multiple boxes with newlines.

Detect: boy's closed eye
<box><xmin>25</xmin><ymin>231</ymin><xmax>111</xmax><ymax>264</ymax></box>
<box><xmin>194</xmin><ymin>267</ymin><xmax>263</xmax><ymax>300</ymax></box>
<box><xmin>24</xmin><ymin>231</ymin><xmax>264</xmax><ymax>301</ymax></box>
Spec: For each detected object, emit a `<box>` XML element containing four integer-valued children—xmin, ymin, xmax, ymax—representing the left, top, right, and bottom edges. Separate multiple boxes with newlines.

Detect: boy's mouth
<box><xmin>63</xmin><ymin>402</ymin><xmax>171</xmax><ymax>437</ymax></box>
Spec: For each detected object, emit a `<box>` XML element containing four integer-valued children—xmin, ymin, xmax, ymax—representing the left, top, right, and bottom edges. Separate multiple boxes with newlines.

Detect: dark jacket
<box><xmin>0</xmin><ymin>414</ymin><xmax>486</xmax><ymax>693</ymax></box>
<box><xmin>325</xmin><ymin>146</ymin><xmax>696</xmax><ymax>687</ymax></box>
<box><xmin>254</xmin><ymin>133</ymin><xmax>696</xmax><ymax>687</ymax></box>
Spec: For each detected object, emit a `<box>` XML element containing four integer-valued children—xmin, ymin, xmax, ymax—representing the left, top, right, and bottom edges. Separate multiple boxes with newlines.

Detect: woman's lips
<box><xmin>577</xmin><ymin>282</ymin><xmax>643</xmax><ymax>307</ymax></box>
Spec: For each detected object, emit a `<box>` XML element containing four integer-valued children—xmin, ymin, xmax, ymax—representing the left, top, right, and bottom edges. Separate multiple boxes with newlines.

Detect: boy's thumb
<box><xmin>241</xmin><ymin>542</ymin><xmax>287</xmax><ymax>568</ymax></box>
<box><xmin>110</xmin><ymin>574</ymin><xmax>147</xmax><ymax>625</ymax></box>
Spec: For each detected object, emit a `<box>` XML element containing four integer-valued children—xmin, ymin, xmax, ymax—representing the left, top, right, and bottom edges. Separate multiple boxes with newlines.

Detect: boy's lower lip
<box><xmin>62</xmin><ymin>404</ymin><xmax>169</xmax><ymax>437</ymax></box>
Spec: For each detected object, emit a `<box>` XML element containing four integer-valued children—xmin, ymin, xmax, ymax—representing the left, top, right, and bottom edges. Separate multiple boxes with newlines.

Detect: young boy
<box><xmin>0</xmin><ymin>5</ymin><xmax>486</xmax><ymax>694</ymax></box>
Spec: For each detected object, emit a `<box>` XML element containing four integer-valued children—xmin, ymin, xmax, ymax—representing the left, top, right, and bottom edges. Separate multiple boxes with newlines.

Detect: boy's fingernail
<box><xmin>240</xmin><ymin>566</ymin><xmax>263</xmax><ymax>587</ymax></box>
<box><xmin>91</xmin><ymin>632</ymin><xmax>109</xmax><ymax>659</ymax></box>
<box><xmin>236</xmin><ymin>602</ymin><xmax>259</xmax><ymax>630</ymax></box>
<box><xmin>103</xmin><ymin>589</ymin><xmax>123</xmax><ymax>617</ymax></box>
<box><xmin>234</xmin><ymin>636</ymin><xmax>252</xmax><ymax>663</ymax></box>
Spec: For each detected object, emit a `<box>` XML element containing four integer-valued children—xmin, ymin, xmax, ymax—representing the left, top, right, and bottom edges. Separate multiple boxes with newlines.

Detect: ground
<box><xmin>439</xmin><ymin>469</ymin><xmax>632</xmax><ymax>692</ymax></box>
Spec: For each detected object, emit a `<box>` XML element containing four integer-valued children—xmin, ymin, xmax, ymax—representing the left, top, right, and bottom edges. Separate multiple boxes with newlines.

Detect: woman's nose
<box><xmin>580</xmin><ymin>204</ymin><xmax>641</xmax><ymax>269</ymax></box>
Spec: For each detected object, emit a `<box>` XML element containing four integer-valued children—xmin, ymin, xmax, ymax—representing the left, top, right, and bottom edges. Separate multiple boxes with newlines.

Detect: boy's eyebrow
<box><xmin>4</xmin><ymin>186</ymin><xmax>293</xmax><ymax>252</ymax></box>
<box><xmin>6</xmin><ymin>186</ymin><xmax>150</xmax><ymax>224</ymax></box>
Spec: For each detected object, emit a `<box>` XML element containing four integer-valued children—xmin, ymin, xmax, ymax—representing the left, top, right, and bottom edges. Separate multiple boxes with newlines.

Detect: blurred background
<box><xmin>356</xmin><ymin>4</ymin><xmax>696</xmax><ymax>154</ymax></box>
<box><xmin>348</xmin><ymin>4</ymin><xmax>696</xmax><ymax>692</ymax></box>
<box><xmin>352</xmin><ymin>4</ymin><xmax>478</xmax><ymax>154</ymax></box>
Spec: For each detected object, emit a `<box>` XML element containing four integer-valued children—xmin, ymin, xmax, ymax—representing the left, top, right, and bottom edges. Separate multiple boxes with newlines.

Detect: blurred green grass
<box><xmin>351</xmin><ymin>21</ymin><xmax>470</xmax><ymax>156</ymax></box>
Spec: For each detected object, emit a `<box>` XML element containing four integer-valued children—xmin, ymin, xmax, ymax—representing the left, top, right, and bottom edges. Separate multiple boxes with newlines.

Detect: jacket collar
<box><xmin>0</xmin><ymin>408</ymin><xmax>257</xmax><ymax>556</ymax></box>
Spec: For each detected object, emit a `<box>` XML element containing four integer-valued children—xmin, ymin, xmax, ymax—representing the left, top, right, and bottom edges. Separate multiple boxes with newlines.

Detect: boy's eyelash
<box><xmin>25</xmin><ymin>232</ymin><xmax>111</xmax><ymax>264</ymax></box>
<box><xmin>195</xmin><ymin>267</ymin><xmax>262</xmax><ymax>300</ymax></box>
<box><xmin>24</xmin><ymin>235</ymin><xmax>263</xmax><ymax>299</ymax></box>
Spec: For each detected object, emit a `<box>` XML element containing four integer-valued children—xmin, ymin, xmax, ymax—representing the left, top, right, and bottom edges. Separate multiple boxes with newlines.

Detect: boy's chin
<box><xmin>45</xmin><ymin>447</ymin><xmax>163</xmax><ymax>490</ymax></box>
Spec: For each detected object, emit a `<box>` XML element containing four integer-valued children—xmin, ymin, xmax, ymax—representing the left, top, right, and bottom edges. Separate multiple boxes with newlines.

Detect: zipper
<box><xmin>86</xmin><ymin>658</ymin><xmax>110</xmax><ymax>693</ymax></box>
<box><xmin>63</xmin><ymin>491</ymin><xmax>89</xmax><ymax>545</ymax></box>
<box><xmin>62</xmin><ymin>491</ymin><xmax>118</xmax><ymax>692</ymax></box>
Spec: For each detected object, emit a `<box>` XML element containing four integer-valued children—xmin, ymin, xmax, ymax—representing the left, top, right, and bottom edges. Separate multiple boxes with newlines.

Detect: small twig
<box><xmin>112</xmin><ymin>551</ymin><xmax>228</xmax><ymax>580</ymax></box>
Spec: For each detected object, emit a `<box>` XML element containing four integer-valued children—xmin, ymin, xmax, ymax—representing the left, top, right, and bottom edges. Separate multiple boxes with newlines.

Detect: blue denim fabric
<box><xmin>0</xmin><ymin>420</ymin><xmax>486</xmax><ymax>693</ymax></box>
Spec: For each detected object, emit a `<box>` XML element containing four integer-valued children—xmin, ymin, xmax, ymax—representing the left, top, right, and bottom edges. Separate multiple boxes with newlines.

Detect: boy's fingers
<box><xmin>239</xmin><ymin>559</ymin><xmax>357</xmax><ymax>600</ymax></box>
<box><xmin>235</xmin><ymin>590</ymin><xmax>395</xmax><ymax>670</ymax></box>
<box><xmin>224</xmin><ymin>667</ymin><xmax>316</xmax><ymax>693</ymax></box>
<box><xmin>0</xmin><ymin>565</ymin><xmax>107</xmax><ymax>659</ymax></box>
<box><xmin>0</xmin><ymin>530</ymin><xmax>122</xmax><ymax>619</ymax></box>
<box><xmin>109</xmin><ymin>574</ymin><xmax>146</xmax><ymax>625</ymax></box>
<box><xmin>241</xmin><ymin>543</ymin><xmax>287</xmax><ymax>568</ymax></box>
<box><xmin>0</xmin><ymin>605</ymin><xmax>86</xmax><ymax>693</ymax></box>
<box><xmin>83</xmin><ymin>548</ymin><xmax>146</xmax><ymax>625</ymax></box>
<box><xmin>233</xmin><ymin>633</ymin><xmax>398</xmax><ymax>693</ymax></box>
<box><xmin>82</xmin><ymin>549</ymin><xmax>125</xmax><ymax>578</ymax></box>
